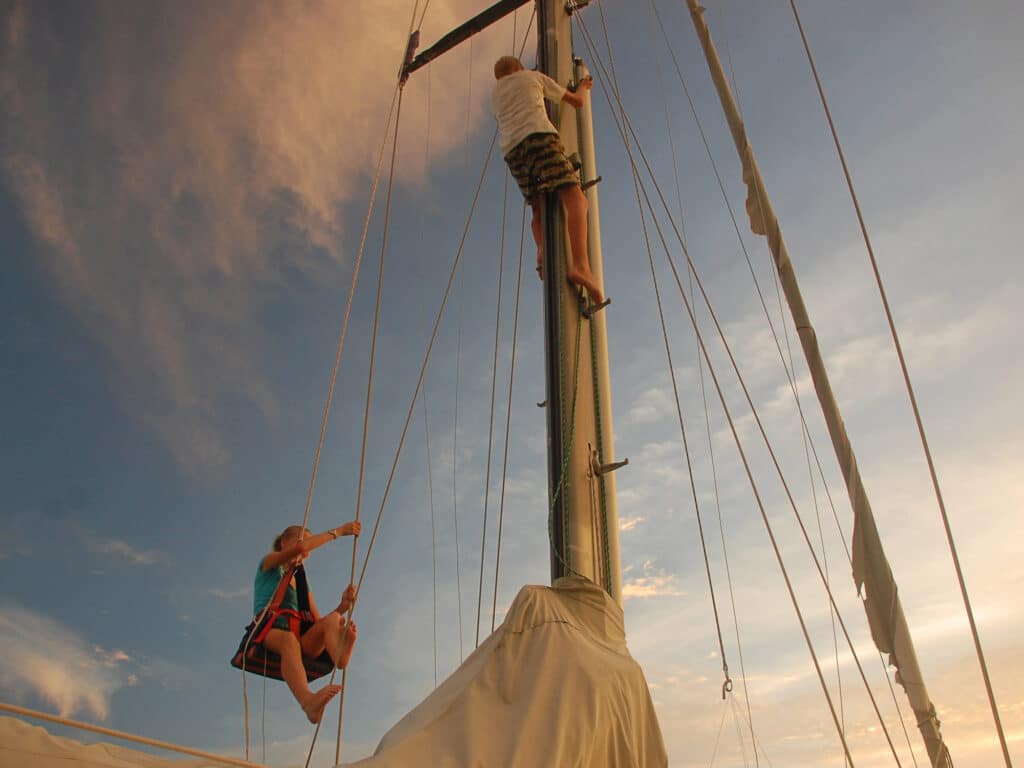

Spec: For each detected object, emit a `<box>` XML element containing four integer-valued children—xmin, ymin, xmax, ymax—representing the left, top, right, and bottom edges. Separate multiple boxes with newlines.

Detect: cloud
<box><xmin>208</xmin><ymin>586</ymin><xmax>252</xmax><ymax>601</ymax></box>
<box><xmin>619</xmin><ymin>515</ymin><xmax>645</xmax><ymax>532</ymax></box>
<box><xmin>0</xmin><ymin>601</ymin><xmax>133</xmax><ymax>720</ymax></box>
<box><xmin>1</xmin><ymin>0</ymin><xmax>516</xmax><ymax>474</ymax></box>
<box><xmin>84</xmin><ymin>535</ymin><xmax>165</xmax><ymax>566</ymax></box>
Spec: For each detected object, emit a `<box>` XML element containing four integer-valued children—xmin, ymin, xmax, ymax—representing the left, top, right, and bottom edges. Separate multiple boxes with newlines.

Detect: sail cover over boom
<box><xmin>350</xmin><ymin>577</ymin><xmax>667</xmax><ymax>767</ymax></box>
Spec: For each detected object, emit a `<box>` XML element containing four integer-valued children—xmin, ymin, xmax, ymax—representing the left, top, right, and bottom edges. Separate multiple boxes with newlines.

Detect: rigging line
<box><xmin>452</xmin><ymin>266</ymin><xmax>465</xmax><ymax>665</ymax></box>
<box><xmin>415</xmin><ymin>0</ymin><xmax>433</xmax><ymax>31</ymax></box>
<box><xmin>627</xmin><ymin>84</ymin><xmax>732</xmax><ymax>689</ymax></box>
<box><xmin>642</xmin><ymin>0</ymin><xmax>759</xmax><ymax>753</ymax></box>
<box><xmin>649</xmin><ymin>1</ymin><xmax>855</xmax><ymax>637</ymax></box>
<box><xmin>260</xmin><ymin>667</ymin><xmax>267</xmax><ymax>763</ymax></box>
<box><xmin>634</xmin><ymin>154</ymin><xmax>733</xmax><ymax>684</ymax></box>
<box><xmin>577</xmin><ymin>19</ymin><xmax>877</xmax><ymax>765</ymax></box>
<box><xmin>305</xmin><ymin>81</ymin><xmax>410</xmax><ymax>768</ymax></box>
<box><xmin>700</xmin><ymin>4</ymin><xmax>849</xmax><ymax>752</ymax></box>
<box><xmin>581</xmin><ymin>27</ymin><xmax>905</xmax><ymax>765</ymax></box>
<box><xmin>788</xmin><ymin>3</ymin><xmax>1009</xmax><ymax>763</ymax></box>
<box><xmin>706</xmin><ymin>700</ymin><xmax>730</xmax><ymax>768</ymax></box>
<box><xmin>712</xmin><ymin>0</ymin><xmax>743</xmax><ymax>122</ymax></box>
<box><xmin>295</xmin><ymin>82</ymin><xmax>402</xmax><ymax>537</ymax></box>
<box><xmin>648</xmin><ymin>0</ymin><xmax>837</xmax><ymax>500</ymax></box>
<box><xmin>354</xmin><ymin>126</ymin><xmax>500</xmax><ymax>603</ymax></box>
<box><xmin>596</xmin><ymin>0</ymin><xmax>752</xmax><ymax>739</ymax></box>
<box><xmin>492</xmin><ymin>202</ymin><xmax>527</xmax><ymax>632</ymax></box>
<box><xmin>491</xmin><ymin>12</ymin><xmax>534</xmax><ymax>636</ymax></box>
<box><xmin>420</xmin><ymin>63</ymin><xmax>440</xmax><ymax>688</ymax></box>
<box><xmin>728</xmin><ymin>693</ymin><xmax>753</xmax><ymax>768</ymax></box>
<box><xmin>475</xmin><ymin>144</ymin><xmax>510</xmax><ymax>649</ymax></box>
<box><xmin>767</xmin><ymin>240</ymin><xmax>917</xmax><ymax>765</ymax></box>
<box><xmin>332</xmin><ymin>72</ymin><xmax>408</xmax><ymax>768</ymax></box>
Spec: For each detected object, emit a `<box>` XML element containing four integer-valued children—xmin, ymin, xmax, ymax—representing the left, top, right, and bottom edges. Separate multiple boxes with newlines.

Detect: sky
<box><xmin>1</xmin><ymin>0</ymin><xmax>1022</xmax><ymax>766</ymax></box>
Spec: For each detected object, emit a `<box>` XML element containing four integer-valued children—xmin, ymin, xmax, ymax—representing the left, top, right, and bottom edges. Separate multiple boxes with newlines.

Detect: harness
<box><xmin>230</xmin><ymin>563</ymin><xmax>334</xmax><ymax>682</ymax></box>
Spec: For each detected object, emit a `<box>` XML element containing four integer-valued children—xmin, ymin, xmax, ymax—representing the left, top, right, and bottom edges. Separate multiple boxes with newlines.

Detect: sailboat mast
<box><xmin>683</xmin><ymin>2</ymin><xmax>951</xmax><ymax>765</ymax></box>
<box><xmin>538</xmin><ymin>0</ymin><xmax>623</xmax><ymax>603</ymax></box>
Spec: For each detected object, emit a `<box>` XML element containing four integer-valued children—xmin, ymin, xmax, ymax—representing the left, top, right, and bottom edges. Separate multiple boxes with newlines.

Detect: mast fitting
<box><xmin>590</xmin><ymin>450</ymin><xmax>628</xmax><ymax>477</ymax></box>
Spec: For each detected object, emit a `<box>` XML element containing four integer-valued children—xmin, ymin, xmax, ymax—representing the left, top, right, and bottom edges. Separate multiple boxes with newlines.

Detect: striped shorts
<box><xmin>504</xmin><ymin>132</ymin><xmax>579</xmax><ymax>203</ymax></box>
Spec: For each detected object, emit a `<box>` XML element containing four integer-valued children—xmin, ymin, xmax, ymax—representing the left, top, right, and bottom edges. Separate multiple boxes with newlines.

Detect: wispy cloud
<box><xmin>207</xmin><ymin>586</ymin><xmax>252</xmax><ymax>601</ymax></box>
<box><xmin>0</xmin><ymin>0</ymin><xmax>511</xmax><ymax>474</ymax></box>
<box><xmin>0</xmin><ymin>601</ymin><xmax>133</xmax><ymax>719</ymax></box>
<box><xmin>619</xmin><ymin>515</ymin><xmax>646</xmax><ymax>532</ymax></box>
<box><xmin>84</xmin><ymin>535</ymin><xmax>165</xmax><ymax>566</ymax></box>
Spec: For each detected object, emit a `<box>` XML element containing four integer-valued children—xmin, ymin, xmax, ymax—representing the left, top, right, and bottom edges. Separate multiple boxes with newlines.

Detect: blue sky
<box><xmin>1</xmin><ymin>1</ymin><xmax>1021</xmax><ymax>766</ymax></box>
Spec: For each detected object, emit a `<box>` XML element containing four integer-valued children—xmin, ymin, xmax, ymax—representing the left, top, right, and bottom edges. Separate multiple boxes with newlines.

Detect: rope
<box><xmin>488</xmin><ymin>0</ymin><xmax>535</xmax><ymax>637</ymax></box>
<box><xmin>492</xmin><ymin>203</ymin><xmax>527</xmax><ymax>631</ymax></box>
<box><xmin>474</xmin><ymin>148</ymin><xmax>509</xmax><ymax>649</ymax></box>
<box><xmin>420</xmin><ymin>63</ymin><xmax>440</xmax><ymax>690</ymax></box>
<box><xmin>354</xmin><ymin>126</ymin><xmax>499</xmax><ymax>603</ymax></box>
<box><xmin>787</xmin><ymin>3</ymin><xmax>1007</xmax><ymax>763</ymax></box>
<box><xmin>0</xmin><ymin>702</ymin><xmax>269</xmax><ymax>768</ymax></box>
<box><xmin>706</xmin><ymin>700</ymin><xmax>729</xmax><ymax>768</ymax></box>
<box><xmin>596</xmin><ymin>0</ymin><xmax>732</xmax><ymax>696</ymax></box>
<box><xmin>453</xmin><ymin>32</ymin><xmax>476</xmax><ymax>658</ymax></box>
<box><xmin>327</xmin><ymin>75</ymin><xmax>409</xmax><ymax>768</ymax></box>
<box><xmin>641</xmin><ymin>2</ymin><xmax>764</xmax><ymax>754</ymax></box>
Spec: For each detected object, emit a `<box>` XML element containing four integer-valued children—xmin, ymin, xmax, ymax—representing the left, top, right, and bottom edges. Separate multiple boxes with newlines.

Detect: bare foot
<box><xmin>536</xmin><ymin>251</ymin><xmax>544</xmax><ymax>280</ymax></box>
<box><xmin>335</xmin><ymin>619</ymin><xmax>357</xmax><ymax>669</ymax></box>
<box><xmin>301</xmin><ymin>684</ymin><xmax>341</xmax><ymax>724</ymax></box>
<box><xmin>567</xmin><ymin>270</ymin><xmax>604</xmax><ymax>304</ymax></box>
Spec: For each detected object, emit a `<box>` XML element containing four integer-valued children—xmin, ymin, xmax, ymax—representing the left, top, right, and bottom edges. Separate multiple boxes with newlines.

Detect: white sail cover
<box><xmin>0</xmin><ymin>716</ymin><xmax>217</xmax><ymax>767</ymax></box>
<box><xmin>350</xmin><ymin>576</ymin><xmax>666</xmax><ymax>767</ymax></box>
<box><xmin>1</xmin><ymin>577</ymin><xmax>665</xmax><ymax>768</ymax></box>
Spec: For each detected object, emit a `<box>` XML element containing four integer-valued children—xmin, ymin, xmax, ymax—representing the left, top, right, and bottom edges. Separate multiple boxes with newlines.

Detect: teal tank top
<box><xmin>253</xmin><ymin>558</ymin><xmax>299</xmax><ymax>615</ymax></box>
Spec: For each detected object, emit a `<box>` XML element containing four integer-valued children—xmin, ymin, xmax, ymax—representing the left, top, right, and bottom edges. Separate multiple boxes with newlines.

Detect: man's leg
<box><xmin>559</xmin><ymin>185</ymin><xmax>603</xmax><ymax>303</ymax></box>
<box><xmin>264</xmin><ymin>628</ymin><xmax>341</xmax><ymax>724</ymax></box>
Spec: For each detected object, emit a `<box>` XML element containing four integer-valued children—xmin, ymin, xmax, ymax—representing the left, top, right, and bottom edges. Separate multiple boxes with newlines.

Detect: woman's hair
<box><xmin>273</xmin><ymin>525</ymin><xmax>306</xmax><ymax>551</ymax></box>
<box><xmin>494</xmin><ymin>56</ymin><xmax>522</xmax><ymax>79</ymax></box>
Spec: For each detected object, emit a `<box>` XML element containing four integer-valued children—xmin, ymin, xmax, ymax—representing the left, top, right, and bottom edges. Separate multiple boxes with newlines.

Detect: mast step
<box><xmin>592</xmin><ymin>455</ymin><xmax>629</xmax><ymax>476</ymax></box>
<box><xmin>580</xmin><ymin>297</ymin><xmax>611</xmax><ymax>318</ymax></box>
<box><xmin>581</xmin><ymin>176</ymin><xmax>602</xmax><ymax>192</ymax></box>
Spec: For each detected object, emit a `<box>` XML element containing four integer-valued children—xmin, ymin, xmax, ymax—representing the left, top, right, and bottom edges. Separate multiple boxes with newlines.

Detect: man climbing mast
<box><xmin>492</xmin><ymin>55</ymin><xmax>604</xmax><ymax>303</ymax></box>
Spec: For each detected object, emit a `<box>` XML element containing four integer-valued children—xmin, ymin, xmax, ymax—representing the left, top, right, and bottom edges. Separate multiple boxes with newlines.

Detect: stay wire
<box><xmin>419</xmin><ymin>64</ymin><xmax>440</xmax><ymax>688</ymax></box>
<box><xmin>646</xmin><ymin>5</ymin><xmax>912</xmax><ymax>759</ymax></box>
<box><xmin>579</xmin><ymin>17</ymin><xmax>892</xmax><ymax>760</ymax></box>
<box><xmin>788</xmin><ymin>2</ymin><xmax>1007</xmax><ymax>763</ymax></box>
<box><xmin>490</xmin><ymin>11</ymin><xmax>535</xmax><ymax>634</ymax></box>
<box><xmin>354</xmin><ymin>127</ymin><xmax>500</xmax><ymax>606</ymax></box>
<box><xmin>491</xmin><ymin>204</ymin><xmax>527</xmax><ymax>632</ymax></box>
<box><xmin>305</xmin><ymin>81</ymin><xmax>409</xmax><ymax>768</ymax></box>
<box><xmin>578</xmin><ymin>14</ymin><xmax>895</xmax><ymax>765</ymax></box>
<box><xmin>608</xmin><ymin>8</ymin><xmax>732</xmax><ymax>692</ymax></box>
<box><xmin>240</xmin><ymin>72</ymin><xmax>402</xmax><ymax>768</ymax></box>
<box><xmin>644</xmin><ymin>1</ymin><xmax>762</xmax><ymax>753</ymax></box>
<box><xmin>475</xmin><ymin>127</ymin><xmax>510</xmax><ymax>650</ymax></box>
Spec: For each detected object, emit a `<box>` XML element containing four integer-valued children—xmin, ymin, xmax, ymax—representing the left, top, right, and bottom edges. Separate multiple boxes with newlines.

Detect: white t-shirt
<box><xmin>492</xmin><ymin>70</ymin><xmax>567</xmax><ymax>156</ymax></box>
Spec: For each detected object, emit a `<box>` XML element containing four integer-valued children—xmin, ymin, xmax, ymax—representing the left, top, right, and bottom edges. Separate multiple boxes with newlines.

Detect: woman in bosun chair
<box><xmin>252</xmin><ymin>522</ymin><xmax>360</xmax><ymax>723</ymax></box>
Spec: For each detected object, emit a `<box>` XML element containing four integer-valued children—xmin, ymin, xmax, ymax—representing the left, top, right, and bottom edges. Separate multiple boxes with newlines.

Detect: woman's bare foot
<box><xmin>335</xmin><ymin>619</ymin><xmax>357</xmax><ymax>669</ymax></box>
<box><xmin>301</xmin><ymin>684</ymin><xmax>342</xmax><ymax>724</ymax></box>
<box><xmin>567</xmin><ymin>269</ymin><xmax>604</xmax><ymax>304</ymax></box>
